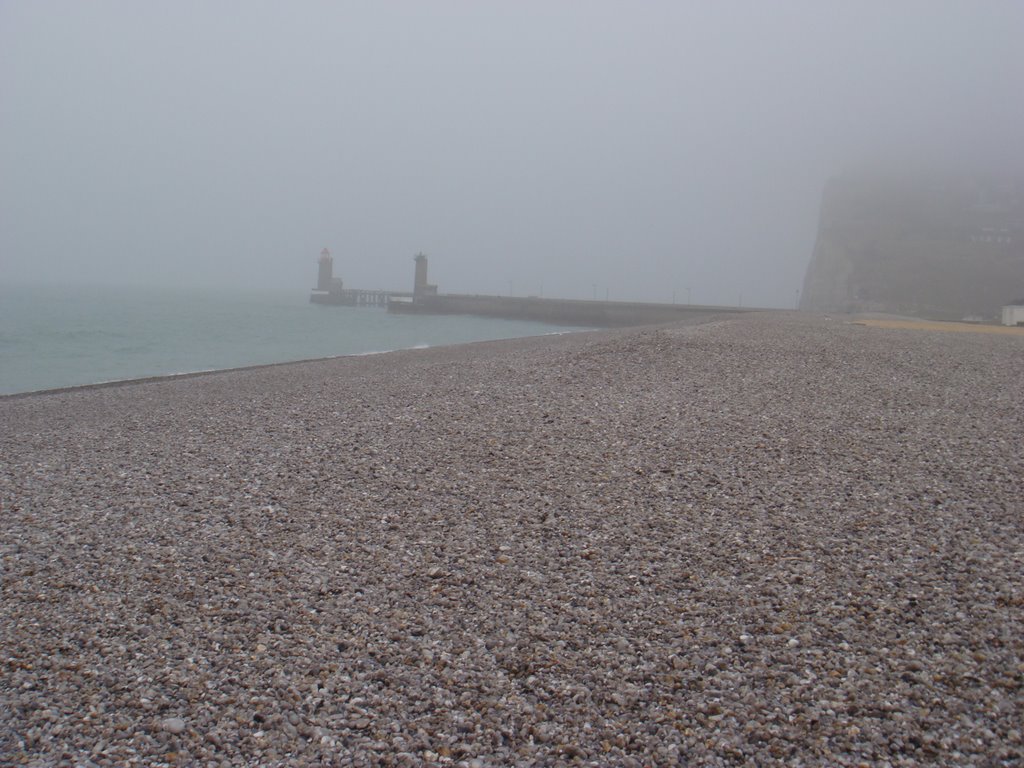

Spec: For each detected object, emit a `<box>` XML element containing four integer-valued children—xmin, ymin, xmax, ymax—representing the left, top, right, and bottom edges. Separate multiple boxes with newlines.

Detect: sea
<box><xmin>0</xmin><ymin>283</ymin><xmax>581</xmax><ymax>396</ymax></box>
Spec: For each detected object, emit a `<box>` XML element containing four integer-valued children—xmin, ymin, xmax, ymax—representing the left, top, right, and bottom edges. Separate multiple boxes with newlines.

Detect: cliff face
<box><xmin>800</xmin><ymin>176</ymin><xmax>1024</xmax><ymax>319</ymax></box>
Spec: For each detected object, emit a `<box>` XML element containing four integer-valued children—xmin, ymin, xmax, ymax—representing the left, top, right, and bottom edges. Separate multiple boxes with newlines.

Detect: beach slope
<box><xmin>1</xmin><ymin>313</ymin><xmax>1021</xmax><ymax>766</ymax></box>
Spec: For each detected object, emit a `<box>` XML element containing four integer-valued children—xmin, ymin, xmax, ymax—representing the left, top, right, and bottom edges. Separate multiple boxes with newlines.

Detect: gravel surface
<box><xmin>1</xmin><ymin>312</ymin><xmax>1022</xmax><ymax>767</ymax></box>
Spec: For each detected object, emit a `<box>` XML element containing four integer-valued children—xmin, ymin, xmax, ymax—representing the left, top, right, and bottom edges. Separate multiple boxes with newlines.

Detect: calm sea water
<box><xmin>0</xmin><ymin>283</ymin><xmax>579</xmax><ymax>395</ymax></box>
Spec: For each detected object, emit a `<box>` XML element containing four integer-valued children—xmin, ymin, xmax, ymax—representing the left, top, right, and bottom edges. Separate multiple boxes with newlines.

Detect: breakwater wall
<box><xmin>388</xmin><ymin>293</ymin><xmax>753</xmax><ymax>327</ymax></box>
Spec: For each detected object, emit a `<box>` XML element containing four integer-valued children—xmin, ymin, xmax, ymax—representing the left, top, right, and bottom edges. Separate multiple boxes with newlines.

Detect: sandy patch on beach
<box><xmin>854</xmin><ymin>317</ymin><xmax>1024</xmax><ymax>336</ymax></box>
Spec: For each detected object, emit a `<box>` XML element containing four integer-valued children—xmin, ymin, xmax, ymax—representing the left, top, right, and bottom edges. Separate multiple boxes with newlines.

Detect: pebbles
<box><xmin>160</xmin><ymin>717</ymin><xmax>186</xmax><ymax>735</ymax></box>
<box><xmin>1</xmin><ymin>312</ymin><xmax>1022</xmax><ymax>766</ymax></box>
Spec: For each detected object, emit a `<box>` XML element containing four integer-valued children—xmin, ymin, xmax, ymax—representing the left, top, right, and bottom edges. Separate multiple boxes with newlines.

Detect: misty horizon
<box><xmin>2</xmin><ymin>2</ymin><xmax>1022</xmax><ymax>307</ymax></box>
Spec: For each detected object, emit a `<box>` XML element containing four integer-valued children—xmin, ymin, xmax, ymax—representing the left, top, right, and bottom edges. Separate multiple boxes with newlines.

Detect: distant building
<box><xmin>1002</xmin><ymin>300</ymin><xmax>1024</xmax><ymax>326</ymax></box>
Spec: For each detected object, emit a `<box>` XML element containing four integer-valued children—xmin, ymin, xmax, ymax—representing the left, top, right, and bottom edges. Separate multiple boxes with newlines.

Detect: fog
<box><xmin>2</xmin><ymin>1</ymin><xmax>1022</xmax><ymax>307</ymax></box>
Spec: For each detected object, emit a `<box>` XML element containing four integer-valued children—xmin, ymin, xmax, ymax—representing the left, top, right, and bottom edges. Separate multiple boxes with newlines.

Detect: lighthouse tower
<box><xmin>317</xmin><ymin>248</ymin><xmax>335</xmax><ymax>291</ymax></box>
<box><xmin>413</xmin><ymin>252</ymin><xmax>437</xmax><ymax>298</ymax></box>
<box><xmin>413</xmin><ymin>252</ymin><xmax>428</xmax><ymax>295</ymax></box>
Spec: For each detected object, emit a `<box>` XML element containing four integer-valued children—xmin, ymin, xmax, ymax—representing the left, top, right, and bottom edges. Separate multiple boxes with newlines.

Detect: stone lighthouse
<box><xmin>317</xmin><ymin>248</ymin><xmax>337</xmax><ymax>291</ymax></box>
<box><xmin>413</xmin><ymin>252</ymin><xmax>437</xmax><ymax>298</ymax></box>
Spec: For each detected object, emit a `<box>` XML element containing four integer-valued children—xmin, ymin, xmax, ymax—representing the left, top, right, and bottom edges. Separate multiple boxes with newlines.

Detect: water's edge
<box><xmin>0</xmin><ymin>329</ymin><xmax>586</xmax><ymax>401</ymax></box>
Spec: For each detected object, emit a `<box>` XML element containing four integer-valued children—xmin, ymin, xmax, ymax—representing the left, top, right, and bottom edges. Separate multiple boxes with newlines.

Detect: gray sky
<box><xmin>2</xmin><ymin>1</ymin><xmax>1022</xmax><ymax>306</ymax></box>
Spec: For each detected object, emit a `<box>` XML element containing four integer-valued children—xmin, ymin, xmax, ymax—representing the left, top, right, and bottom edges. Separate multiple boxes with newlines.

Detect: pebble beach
<box><xmin>1</xmin><ymin>312</ymin><xmax>1022</xmax><ymax>767</ymax></box>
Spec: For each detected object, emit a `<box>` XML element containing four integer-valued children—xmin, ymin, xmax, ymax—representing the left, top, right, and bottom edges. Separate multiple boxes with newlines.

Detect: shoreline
<box><xmin>9</xmin><ymin>308</ymin><xmax>1012</xmax><ymax>402</ymax></box>
<box><xmin>2</xmin><ymin>311</ymin><xmax>1021</xmax><ymax>765</ymax></box>
<box><xmin>0</xmin><ymin>285</ymin><xmax>600</xmax><ymax>400</ymax></box>
<box><xmin>0</xmin><ymin>326</ymin><xmax>602</xmax><ymax>402</ymax></box>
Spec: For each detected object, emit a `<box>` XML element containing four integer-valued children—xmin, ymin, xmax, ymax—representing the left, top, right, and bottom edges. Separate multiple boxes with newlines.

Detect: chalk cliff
<box><xmin>800</xmin><ymin>176</ymin><xmax>1024</xmax><ymax>319</ymax></box>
